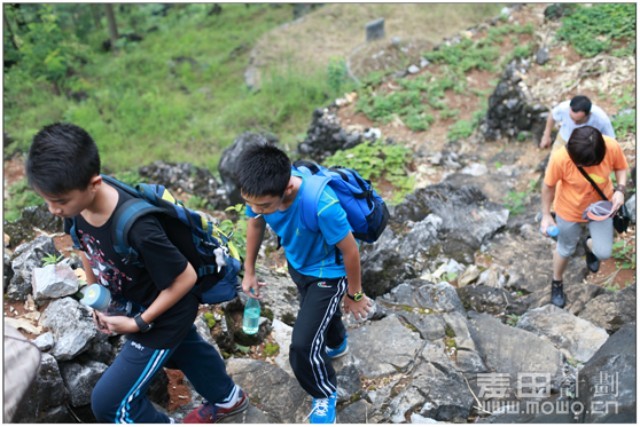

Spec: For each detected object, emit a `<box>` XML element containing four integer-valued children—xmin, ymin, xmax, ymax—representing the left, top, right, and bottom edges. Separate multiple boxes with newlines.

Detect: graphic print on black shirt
<box><xmin>66</xmin><ymin>182</ymin><xmax>198</xmax><ymax>349</ymax></box>
<box><xmin>78</xmin><ymin>229</ymin><xmax>131</xmax><ymax>302</ymax></box>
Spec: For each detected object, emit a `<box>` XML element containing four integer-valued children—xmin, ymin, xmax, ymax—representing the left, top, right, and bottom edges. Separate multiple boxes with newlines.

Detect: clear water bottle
<box><xmin>242</xmin><ymin>297</ymin><xmax>261</xmax><ymax>335</ymax></box>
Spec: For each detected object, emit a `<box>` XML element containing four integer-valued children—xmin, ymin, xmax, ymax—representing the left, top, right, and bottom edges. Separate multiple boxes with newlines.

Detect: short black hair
<box><xmin>236</xmin><ymin>144</ymin><xmax>291</xmax><ymax>198</ymax></box>
<box><xmin>26</xmin><ymin>123</ymin><xmax>100</xmax><ymax>195</ymax></box>
<box><xmin>567</xmin><ymin>126</ymin><xmax>606</xmax><ymax>167</ymax></box>
<box><xmin>569</xmin><ymin>95</ymin><xmax>592</xmax><ymax>115</ymax></box>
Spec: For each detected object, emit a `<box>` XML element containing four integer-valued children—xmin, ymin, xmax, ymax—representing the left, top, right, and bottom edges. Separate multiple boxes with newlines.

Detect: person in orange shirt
<box><xmin>540</xmin><ymin>126</ymin><xmax>628</xmax><ymax>308</ymax></box>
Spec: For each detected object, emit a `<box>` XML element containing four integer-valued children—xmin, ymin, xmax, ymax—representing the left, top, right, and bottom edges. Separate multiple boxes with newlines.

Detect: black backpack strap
<box><xmin>112</xmin><ymin>198</ymin><xmax>164</xmax><ymax>266</ymax></box>
<box><xmin>576</xmin><ymin>166</ymin><xmax>609</xmax><ymax>201</ymax></box>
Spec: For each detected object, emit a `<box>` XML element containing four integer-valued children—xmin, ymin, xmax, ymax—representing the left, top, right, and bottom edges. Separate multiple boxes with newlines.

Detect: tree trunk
<box><xmin>3</xmin><ymin>12</ymin><xmax>19</xmax><ymax>51</ymax></box>
<box><xmin>90</xmin><ymin>4</ymin><xmax>102</xmax><ymax>28</ymax></box>
<box><xmin>104</xmin><ymin>4</ymin><xmax>118</xmax><ymax>49</ymax></box>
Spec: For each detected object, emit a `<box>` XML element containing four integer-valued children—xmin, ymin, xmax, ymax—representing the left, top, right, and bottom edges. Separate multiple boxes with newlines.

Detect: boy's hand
<box><xmin>92</xmin><ymin>310</ymin><xmax>111</xmax><ymax>334</ymax></box>
<box><xmin>343</xmin><ymin>295</ymin><xmax>373</xmax><ymax>321</ymax></box>
<box><xmin>241</xmin><ymin>272</ymin><xmax>267</xmax><ymax>299</ymax></box>
<box><xmin>95</xmin><ymin>311</ymin><xmax>138</xmax><ymax>334</ymax></box>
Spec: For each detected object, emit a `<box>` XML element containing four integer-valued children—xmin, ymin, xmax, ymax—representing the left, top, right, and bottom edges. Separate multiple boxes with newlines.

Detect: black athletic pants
<box><xmin>288</xmin><ymin>264</ymin><xmax>347</xmax><ymax>398</ymax></box>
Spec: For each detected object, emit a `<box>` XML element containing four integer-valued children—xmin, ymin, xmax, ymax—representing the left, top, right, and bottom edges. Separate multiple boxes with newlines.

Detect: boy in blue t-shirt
<box><xmin>26</xmin><ymin>123</ymin><xmax>247</xmax><ymax>423</ymax></box>
<box><xmin>238</xmin><ymin>144</ymin><xmax>372</xmax><ymax>423</ymax></box>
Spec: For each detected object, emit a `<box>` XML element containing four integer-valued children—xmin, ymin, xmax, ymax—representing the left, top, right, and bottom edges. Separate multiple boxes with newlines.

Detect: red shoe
<box><xmin>183</xmin><ymin>389</ymin><xmax>249</xmax><ymax>423</ymax></box>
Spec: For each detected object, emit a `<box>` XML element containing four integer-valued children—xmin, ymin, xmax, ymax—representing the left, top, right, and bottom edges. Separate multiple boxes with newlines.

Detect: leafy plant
<box><xmin>5</xmin><ymin>178</ymin><xmax>43</xmax><ymax>223</ymax></box>
<box><xmin>327</xmin><ymin>57</ymin><xmax>350</xmax><ymax>96</ymax></box>
<box><xmin>203</xmin><ymin>312</ymin><xmax>216</xmax><ymax>328</ymax></box>
<box><xmin>185</xmin><ymin>195</ymin><xmax>210</xmax><ymax>210</ymax></box>
<box><xmin>447</xmin><ymin>119</ymin><xmax>474</xmax><ymax>141</ymax></box>
<box><xmin>219</xmin><ymin>204</ymin><xmax>249</xmax><ymax>260</ymax></box>
<box><xmin>264</xmin><ymin>342</ymin><xmax>280</xmax><ymax>357</ymax></box>
<box><xmin>42</xmin><ymin>252</ymin><xmax>64</xmax><ymax>266</ymax></box>
<box><xmin>503</xmin><ymin>190</ymin><xmax>528</xmax><ymax>216</ymax></box>
<box><xmin>612</xmin><ymin>240</ymin><xmax>635</xmax><ymax>270</ymax></box>
<box><xmin>557</xmin><ymin>3</ymin><xmax>636</xmax><ymax>57</ymax></box>
<box><xmin>612</xmin><ymin>109</ymin><xmax>636</xmax><ymax>138</ymax></box>
<box><xmin>505</xmin><ymin>313</ymin><xmax>520</xmax><ymax>327</ymax></box>
<box><xmin>324</xmin><ymin>139</ymin><xmax>414</xmax><ymax>204</ymax></box>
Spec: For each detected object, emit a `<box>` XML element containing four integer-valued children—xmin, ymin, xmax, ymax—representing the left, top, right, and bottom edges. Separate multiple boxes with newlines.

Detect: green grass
<box><xmin>4</xmin><ymin>4</ymin><xmax>345</xmax><ymax>173</ymax></box>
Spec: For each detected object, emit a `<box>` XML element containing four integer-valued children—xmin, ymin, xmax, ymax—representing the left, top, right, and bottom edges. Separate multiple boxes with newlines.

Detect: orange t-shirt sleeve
<box><xmin>609</xmin><ymin>138</ymin><xmax>629</xmax><ymax>171</ymax></box>
<box><xmin>544</xmin><ymin>150</ymin><xmax>565</xmax><ymax>187</ymax></box>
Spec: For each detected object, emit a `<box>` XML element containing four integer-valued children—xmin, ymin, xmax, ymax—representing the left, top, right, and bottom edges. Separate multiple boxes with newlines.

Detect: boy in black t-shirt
<box><xmin>26</xmin><ymin>123</ymin><xmax>248</xmax><ymax>423</ymax></box>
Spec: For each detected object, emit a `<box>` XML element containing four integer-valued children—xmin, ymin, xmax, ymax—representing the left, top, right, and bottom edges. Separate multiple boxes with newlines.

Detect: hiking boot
<box><xmin>308</xmin><ymin>393</ymin><xmax>337</xmax><ymax>424</ymax></box>
<box><xmin>583</xmin><ymin>237</ymin><xmax>600</xmax><ymax>273</ymax></box>
<box><xmin>326</xmin><ymin>336</ymin><xmax>348</xmax><ymax>359</ymax></box>
<box><xmin>550</xmin><ymin>280</ymin><xmax>566</xmax><ymax>308</ymax></box>
<box><xmin>183</xmin><ymin>388</ymin><xmax>249</xmax><ymax>423</ymax></box>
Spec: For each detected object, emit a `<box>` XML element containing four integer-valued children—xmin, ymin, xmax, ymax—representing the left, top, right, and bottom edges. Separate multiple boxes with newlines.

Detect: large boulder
<box><xmin>8</xmin><ymin>235</ymin><xmax>58</xmax><ymax>301</ymax></box>
<box><xmin>348</xmin><ymin>314</ymin><xmax>424</xmax><ymax>378</ymax></box>
<box><xmin>138</xmin><ymin>161</ymin><xmax>229</xmax><ymax>209</ymax></box>
<box><xmin>40</xmin><ymin>297</ymin><xmax>98</xmax><ymax>361</ymax></box>
<box><xmin>12</xmin><ymin>353</ymin><xmax>72</xmax><ymax>423</ymax></box>
<box><xmin>480</xmin><ymin>58</ymin><xmax>548</xmax><ymax>142</ymax></box>
<box><xmin>577</xmin><ymin>323</ymin><xmax>636</xmax><ymax>423</ymax></box>
<box><xmin>394</xmin><ymin>183</ymin><xmax>509</xmax><ymax>262</ymax></box>
<box><xmin>578</xmin><ymin>284</ymin><xmax>636</xmax><ymax>334</ymax></box>
<box><xmin>297</xmin><ymin>107</ymin><xmax>365</xmax><ymax>162</ymax></box>
<box><xmin>516</xmin><ymin>304</ymin><xmax>609</xmax><ymax>363</ymax></box>
<box><xmin>468</xmin><ymin>312</ymin><xmax>564</xmax><ymax>393</ymax></box>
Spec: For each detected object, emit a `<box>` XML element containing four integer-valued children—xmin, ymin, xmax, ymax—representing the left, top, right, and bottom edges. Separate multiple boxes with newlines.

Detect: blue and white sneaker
<box><xmin>326</xmin><ymin>336</ymin><xmax>348</xmax><ymax>359</ymax></box>
<box><xmin>308</xmin><ymin>393</ymin><xmax>337</xmax><ymax>424</ymax></box>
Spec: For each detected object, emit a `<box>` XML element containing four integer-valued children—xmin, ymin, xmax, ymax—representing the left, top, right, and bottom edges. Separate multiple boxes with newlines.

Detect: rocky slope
<box><xmin>4</xmin><ymin>4</ymin><xmax>636</xmax><ymax>424</ymax></box>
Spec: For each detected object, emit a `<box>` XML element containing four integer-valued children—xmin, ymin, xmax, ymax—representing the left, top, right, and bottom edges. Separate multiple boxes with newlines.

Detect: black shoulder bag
<box><xmin>575</xmin><ymin>166</ymin><xmax>630</xmax><ymax>233</ymax></box>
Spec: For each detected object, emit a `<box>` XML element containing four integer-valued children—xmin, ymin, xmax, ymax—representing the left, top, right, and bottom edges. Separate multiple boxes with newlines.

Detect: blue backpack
<box><xmin>69</xmin><ymin>175</ymin><xmax>242</xmax><ymax>305</ymax></box>
<box><xmin>293</xmin><ymin>160</ymin><xmax>390</xmax><ymax>243</ymax></box>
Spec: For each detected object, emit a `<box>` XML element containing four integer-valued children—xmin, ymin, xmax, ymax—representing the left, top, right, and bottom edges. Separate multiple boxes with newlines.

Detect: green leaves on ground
<box><xmin>557</xmin><ymin>3</ymin><xmax>636</xmax><ymax>58</ymax></box>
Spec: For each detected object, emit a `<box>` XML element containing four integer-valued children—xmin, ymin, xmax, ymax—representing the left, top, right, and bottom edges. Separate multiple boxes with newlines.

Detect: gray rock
<box><xmin>480</xmin><ymin>58</ymin><xmax>548</xmax><ymax>142</ymax></box>
<box><xmin>12</xmin><ymin>353</ymin><xmax>69</xmax><ymax>423</ymax></box>
<box><xmin>397</xmin><ymin>215</ymin><xmax>442</xmax><ymax>256</ymax></box>
<box><xmin>32</xmin><ymin>264</ymin><xmax>79</xmax><ymax>302</ymax></box>
<box><xmin>516</xmin><ymin>304</ymin><xmax>609</xmax><ymax>363</ymax></box>
<box><xmin>535</xmin><ymin>47</ymin><xmax>549</xmax><ymax>65</ymax></box>
<box><xmin>397</xmin><ymin>359</ymin><xmax>475</xmax><ymax>422</ymax></box>
<box><xmin>579</xmin><ymin>284</ymin><xmax>636</xmax><ymax>333</ymax></box>
<box><xmin>365</xmin><ymin>18</ymin><xmax>385</xmax><ymax>42</ymax></box>
<box><xmin>468</xmin><ymin>312</ymin><xmax>564</xmax><ymax>390</ymax></box>
<box><xmin>41</xmin><ymin>297</ymin><xmax>98</xmax><ymax>361</ymax></box>
<box><xmin>32</xmin><ymin>331</ymin><xmax>55</xmax><ymax>351</ymax></box>
<box><xmin>457</xmin><ymin>284</ymin><xmax>526</xmax><ymax>316</ymax></box>
<box><xmin>416</xmin><ymin>281</ymin><xmax>466</xmax><ymax>314</ymax></box>
<box><xmin>225</xmin><ymin>358</ymin><xmax>307</xmax><ymax>422</ymax></box>
<box><xmin>218</xmin><ymin>132</ymin><xmax>280</xmax><ymax>205</ymax></box>
<box><xmin>297</xmin><ymin>107</ymin><xmax>363</xmax><ymax>162</ymax></box>
<box><xmin>361</xmin><ymin>228</ymin><xmax>417</xmax><ymax>298</ymax></box>
<box><xmin>338</xmin><ymin>399</ymin><xmax>374</xmax><ymax>423</ymax></box>
<box><xmin>349</xmin><ymin>314</ymin><xmax>423</xmax><ymax>378</ymax></box>
<box><xmin>394</xmin><ymin>183</ymin><xmax>509</xmax><ymax>262</ymax></box>
<box><xmin>442</xmin><ymin>312</ymin><xmax>487</xmax><ymax>373</ymax></box>
<box><xmin>138</xmin><ymin>161</ymin><xmax>228</xmax><ymax>209</ymax></box>
<box><xmin>577</xmin><ymin>323</ymin><xmax>636</xmax><ymax>422</ymax></box>
<box><xmin>8</xmin><ymin>235</ymin><xmax>58</xmax><ymax>301</ymax></box>
<box><xmin>59</xmin><ymin>360</ymin><xmax>108</xmax><ymax>407</ymax></box>
<box><xmin>625</xmin><ymin>194</ymin><xmax>635</xmax><ymax>223</ymax></box>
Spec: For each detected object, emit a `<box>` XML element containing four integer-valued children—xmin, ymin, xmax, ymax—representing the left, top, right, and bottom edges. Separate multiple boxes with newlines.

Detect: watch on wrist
<box><xmin>134</xmin><ymin>313</ymin><xmax>153</xmax><ymax>333</ymax></box>
<box><xmin>615</xmin><ymin>185</ymin><xmax>626</xmax><ymax>193</ymax></box>
<box><xmin>346</xmin><ymin>291</ymin><xmax>364</xmax><ymax>302</ymax></box>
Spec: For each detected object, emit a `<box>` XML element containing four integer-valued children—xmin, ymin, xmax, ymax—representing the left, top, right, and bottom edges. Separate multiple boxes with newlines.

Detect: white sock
<box><xmin>216</xmin><ymin>385</ymin><xmax>240</xmax><ymax>409</ymax></box>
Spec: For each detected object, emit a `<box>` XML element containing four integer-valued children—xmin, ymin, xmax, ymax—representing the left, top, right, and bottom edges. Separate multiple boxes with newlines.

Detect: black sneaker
<box><xmin>583</xmin><ymin>237</ymin><xmax>600</xmax><ymax>273</ymax></box>
<box><xmin>551</xmin><ymin>280</ymin><xmax>566</xmax><ymax>308</ymax></box>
